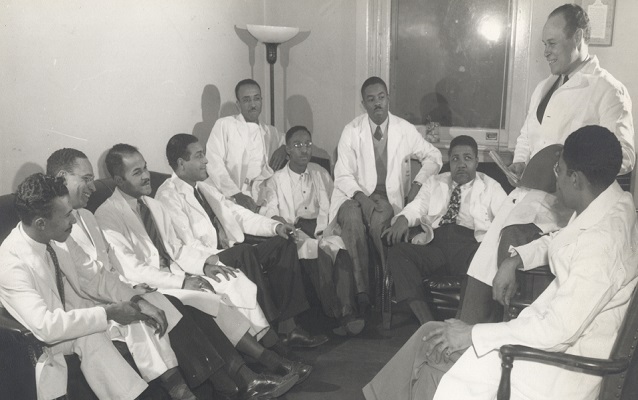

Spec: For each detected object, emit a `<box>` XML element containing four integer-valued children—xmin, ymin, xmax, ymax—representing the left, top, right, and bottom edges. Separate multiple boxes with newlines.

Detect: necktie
<box><xmin>45</xmin><ymin>244</ymin><xmax>66</xmax><ymax>310</ymax></box>
<box><xmin>193</xmin><ymin>187</ymin><xmax>229</xmax><ymax>250</ymax></box>
<box><xmin>374</xmin><ymin>125</ymin><xmax>383</xmax><ymax>141</ymax></box>
<box><xmin>536</xmin><ymin>75</ymin><xmax>566</xmax><ymax>123</ymax></box>
<box><xmin>439</xmin><ymin>185</ymin><xmax>462</xmax><ymax>226</ymax></box>
<box><xmin>137</xmin><ymin>198</ymin><xmax>172</xmax><ymax>270</ymax></box>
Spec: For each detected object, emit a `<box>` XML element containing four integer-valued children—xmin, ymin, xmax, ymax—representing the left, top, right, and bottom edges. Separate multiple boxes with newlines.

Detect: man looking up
<box><xmin>156</xmin><ymin>134</ymin><xmax>328</xmax><ymax>348</ymax></box>
<box><xmin>0</xmin><ymin>174</ymin><xmax>168</xmax><ymax>400</ymax></box>
<box><xmin>330</xmin><ymin>76</ymin><xmax>442</xmax><ymax>310</ymax></box>
<box><xmin>460</xmin><ymin>3</ymin><xmax>635</xmax><ymax>322</ymax></box>
<box><xmin>382</xmin><ymin>135</ymin><xmax>506</xmax><ymax>325</ymax></box>
<box><xmin>206</xmin><ymin>79</ymin><xmax>288</xmax><ymax>213</ymax></box>
<box><xmin>364</xmin><ymin>125</ymin><xmax>638</xmax><ymax>400</ymax></box>
<box><xmin>262</xmin><ymin>126</ymin><xmax>364</xmax><ymax>336</ymax></box>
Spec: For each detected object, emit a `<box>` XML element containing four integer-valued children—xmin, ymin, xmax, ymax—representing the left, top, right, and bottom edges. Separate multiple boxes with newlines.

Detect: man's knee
<box><xmin>337</xmin><ymin>200</ymin><xmax>365</xmax><ymax>231</ymax></box>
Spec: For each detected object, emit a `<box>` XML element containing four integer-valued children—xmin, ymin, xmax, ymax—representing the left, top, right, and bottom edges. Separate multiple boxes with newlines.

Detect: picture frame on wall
<box><xmin>577</xmin><ymin>0</ymin><xmax>616</xmax><ymax>46</ymax></box>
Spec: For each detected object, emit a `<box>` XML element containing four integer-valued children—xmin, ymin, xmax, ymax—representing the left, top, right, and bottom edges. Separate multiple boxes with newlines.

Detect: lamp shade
<box><xmin>246</xmin><ymin>24</ymin><xmax>299</xmax><ymax>44</ymax></box>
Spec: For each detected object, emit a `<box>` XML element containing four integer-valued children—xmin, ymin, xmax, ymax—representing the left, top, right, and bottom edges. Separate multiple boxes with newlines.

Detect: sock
<box><xmin>159</xmin><ymin>367</ymin><xmax>197</xmax><ymax>400</ymax></box>
<box><xmin>261</xmin><ymin>328</ymin><xmax>279</xmax><ymax>348</ymax></box>
<box><xmin>209</xmin><ymin>369</ymin><xmax>239</xmax><ymax>396</ymax></box>
<box><xmin>258</xmin><ymin>349</ymin><xmax>285</xmax><ymax>372</ymax></box>
<box><xmin>278</xmin><ymin>318</ymin><xmax>296</xmax><ymax>335</ymax></box>
<box><xmin>235</xmin><ymin>365</ymin><xmax>259</xmax><ymax>390</ymax></box>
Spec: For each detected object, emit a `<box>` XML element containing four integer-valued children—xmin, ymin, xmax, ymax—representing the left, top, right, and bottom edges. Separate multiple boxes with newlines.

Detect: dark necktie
<box><xmin>536</xmin><ymin>75</ymin><xmax>567</xmax><ymax>123</ymax></box>
<box><xmin>137</xmin><ymin>198</ymin><xmax>172</xmax><ymax>271</ymax></box>
<box><xmin>374</xmin><ymin>125</ymin><xmax>383</xmax><ymax>141</ymax></box>
<box><xmin>45</xmin><ymin>244</ymin><xmax>66</xmax><ymax>310</ymax></box>
<box><xmin>193</xmin><ymin>187</ymin><xmax>228</xmax><ymax>250</ymax></box>
<box><xmin>439</xmin><ymin>185</ymin><xmax>462</xmax><ymax>226</ymax></box>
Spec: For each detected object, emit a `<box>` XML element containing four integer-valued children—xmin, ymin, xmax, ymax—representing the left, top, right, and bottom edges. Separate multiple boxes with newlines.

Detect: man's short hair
<box><xmin>235</xmin><ymin>79</ymin><xmax>261</xmax><ymax>100</ymax></box>
<box><xmin>549</xmin><ymin>3</ymin><xmax>591</xmax><ymax>43</ymax></box>
<box><xmin>562</xmin><ymin>125</ymin><xmax>621</xmax><ymax>190</ymax></box>
<box><xmin>15</xmin><ymin>173</ymin><xmax>69</xmax><ymax>225</ymax></box>
<box><xmin>46</xmin><ymin>148</ymin><xmax>88</xmax><ymax>176</ymax></box>
<box><xmin>166</xmin><ymin>134</ymin><xmax>199</xmax><ymax>170</ymax></box>
<box><xmin>448</xmin><ymin>135</ymin><xmax>478</xmax><ymax>157</ymax></box>
<box><xmin>361</xmin><ymin>76</ymin><xmax>388</xmax><ymax>99</ymax></box>
<box><xmin>105</xmin><ymin>143</ymin><xmax>140</xmax><ymax>178</ymax></box>
<box><xmin>285</xmin><ymin>126</ymin><xmax>312</xmax><ymax>144</ymax></box>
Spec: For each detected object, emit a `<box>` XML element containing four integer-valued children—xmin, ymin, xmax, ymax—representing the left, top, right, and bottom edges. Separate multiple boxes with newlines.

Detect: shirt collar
<box><xmin>117</xmin><ymin>187</ymin><xmax>142</xmax><ymax>213</ymax></box>
<box><xmin>368</xmin><ymin>116</ymin><xmax>389</xmax><ymax>136</ymax></box>
<box><xmin>287</xmin><ymin>163</ymin><xmax>308</xmax><ymax>179</ymax></box>
<box><xmin>450</xmin><ymin>176</ymin><xmax>476</xmax><ymax>191</ymax></box>
<box><xmin>238</xmin><ymin>112</ymin><xmax>261</xmax><ymax>127</ymax></box>
<box><xmin>18</xmin><ymin>222</ymin><xmax>48</xmax><ymax>258</ymax></box>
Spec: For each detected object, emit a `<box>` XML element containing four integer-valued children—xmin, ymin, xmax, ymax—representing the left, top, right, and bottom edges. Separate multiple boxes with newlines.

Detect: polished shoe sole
<box><xmin>256</xmin><ymin>374</ymin><xmax>299</xmax><ymax>399</ymax></box>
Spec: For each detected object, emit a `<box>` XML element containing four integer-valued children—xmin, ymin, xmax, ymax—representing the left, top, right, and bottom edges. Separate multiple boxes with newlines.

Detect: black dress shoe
<box><xmin>277</xmin><ymin>359</ymin><xmax>313</xmax><ymax>385</ymax></box>
<box><xmin>280</xmin><ymin>327</ymin><xmax>329</xmax><ymax>348</ymax></box>
<box><xmin>239</xmin><ymin>373</ymin><xmax>298</xmax><ymax>400</ymax></box>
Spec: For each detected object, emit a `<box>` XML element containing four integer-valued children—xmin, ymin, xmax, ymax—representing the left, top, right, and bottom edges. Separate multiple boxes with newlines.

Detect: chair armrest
<box><xmin>497</xmin><ymin>344</ymin><xmax>630</xmax><ymax>400</ymax></box>
<box><xmin>423</xmin><ymin>276</ymin><xmax>464</xmax><ymax>291</ymax></box>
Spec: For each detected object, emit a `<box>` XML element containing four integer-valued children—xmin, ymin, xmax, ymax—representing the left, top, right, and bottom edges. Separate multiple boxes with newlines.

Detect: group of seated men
<box><xmin>0</xmin><ymin>3</ymin><xmax>636</xmax><ymax>400</ymax></box>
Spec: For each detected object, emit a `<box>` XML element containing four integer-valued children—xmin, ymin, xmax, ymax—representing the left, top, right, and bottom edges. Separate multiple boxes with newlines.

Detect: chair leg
<box><xmin>382</xmin><ymin>269</ymin><xmax>393</xmax><ymax>329</ymax></box>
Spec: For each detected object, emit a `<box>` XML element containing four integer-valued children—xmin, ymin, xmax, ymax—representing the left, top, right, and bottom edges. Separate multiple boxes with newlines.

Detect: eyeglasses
<box><xmin>290</xmin><ymin>142</ymin><xmax>312</xmax><ymax>149</ymax></box>
<box><xmin>553</xmin><ymin>161</ymin><xmax>559</xmax><ymax>177</ymax></box>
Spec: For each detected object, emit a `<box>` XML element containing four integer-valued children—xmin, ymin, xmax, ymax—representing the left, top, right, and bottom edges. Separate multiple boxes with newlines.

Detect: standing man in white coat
<box><xmin>459</xmin><ymin>3</ymin><xmax>635</xmax><ymax>323</ymax></box>
<box><xmin>331</xmin><ymin>76</ymin><xmax>442</xmax><ymax>309</ymax></box>
<box><xmin>363</xmin><ymin>125</ymin><xmax>638</xmax><ymax>400</ymax></box>
<box><xmin>205</xmin><ymin>78</ymin><xmax>288</xmax><ymax>213</ymax></box>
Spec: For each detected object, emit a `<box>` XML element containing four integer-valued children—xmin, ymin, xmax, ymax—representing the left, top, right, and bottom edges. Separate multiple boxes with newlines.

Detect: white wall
<box><xmin>0</xmin><ymin>0</ymin><xmax>266</xmax><ymax>192</ymax></box>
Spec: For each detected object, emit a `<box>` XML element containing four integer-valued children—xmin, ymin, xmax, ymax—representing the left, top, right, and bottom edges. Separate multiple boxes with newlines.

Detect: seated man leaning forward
<box><xmin>205</xmin><ymin>78</ymin><xmax>288</xmax><ymax>214</ymax></box>
<box><xmin>364</xmin><ymin>125</ymin><xmax>638</xmax><ymax>400</ymax></box>
<box><xmin>262</xmin><ymin>125</ymin><xmax>365</xmax><ymax>336</ymax></box>
<box><xmin>331</xmin><ymin>76</ymin><xmax>442</xmax><ymax>309</ymax></box>
<box><xmin>155</xmin><ymin>134</ymin><xmax>328</xmax><ymax>348</ymax></box>
<box><xmin>0</xmin><ymin>173</ymin><xmax>174</xmax><ymax>400</ymax></box>
<box><xmin>382</xmin><ymin>135</ymin><xmax>507</xmax><ymax>325</ymax></box>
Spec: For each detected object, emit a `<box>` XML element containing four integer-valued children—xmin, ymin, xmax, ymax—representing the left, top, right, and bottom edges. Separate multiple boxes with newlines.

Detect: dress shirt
<box><xmin>288</xmin><ymin>165</ymin><xmax>319</xmax><ymax>220</ymax></box>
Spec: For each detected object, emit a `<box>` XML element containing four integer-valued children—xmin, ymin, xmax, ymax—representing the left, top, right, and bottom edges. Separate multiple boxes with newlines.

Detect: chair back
<box><xmin>600</xmin><ymin>285</ymin><xmax>638</xmax><ymax>400</ymax></box>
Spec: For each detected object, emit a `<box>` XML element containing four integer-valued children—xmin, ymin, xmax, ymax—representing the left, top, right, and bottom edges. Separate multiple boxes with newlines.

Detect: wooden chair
<box><xmin>497</xmin><ymin>285</ymin><xmax>638</xmax><ymax>400</ymax></box>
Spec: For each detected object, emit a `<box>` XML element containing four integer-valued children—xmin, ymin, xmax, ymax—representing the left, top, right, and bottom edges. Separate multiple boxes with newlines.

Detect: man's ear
<box><xmin>573</xmin><ymin>28</ymin><xmax>584</xmax><ymax>48</ymax></box>
<box><xmin>572</xmin><ymin>170</ymin><xmax>585</xmax><ymax>190</ymax></box>
<box><xmin>33</xmin><ymin>216</ymin><xmax>47</xmax><ymax>231</ymax></box>
<box><xmin>113</xmin><ymin>175</ymin><xmax>124</xmax><ymax>186</ymax></box>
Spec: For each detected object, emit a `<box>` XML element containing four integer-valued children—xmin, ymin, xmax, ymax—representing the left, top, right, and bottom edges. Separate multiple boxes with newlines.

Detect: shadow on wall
<box><xmin>11</xmin><ymin>162</ymin><xmax>45</xmax><ymax>192</ymax></box>
<box><xmin>192</xmin><ymin>84</ymin><xmax>239</xmax><ymax>146</ymax></box>
<box><xmin>285</xmin><ymin>94</ymin><xmax>330</xmax><ymax>163</ymax></box>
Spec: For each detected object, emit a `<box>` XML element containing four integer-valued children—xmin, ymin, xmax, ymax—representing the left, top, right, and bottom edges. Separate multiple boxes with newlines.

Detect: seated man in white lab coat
<box><xmin>331</xmin><ymin>76</ymin><xmax>442</xmax><ymax>310</ymax></box>
<box><xmin>156</xmin><ymin>134</ymin><xmax>329</xmax><ymax>349</ymax></box>
<box><xmin>382</xmin><ymin>135</ymin><xmax>507</xmax><ymax>325</ymax></box>
<box><xmin>262</xmin><ymin>126</ymin><xmax>364</xmax><ymax>336</ymax></box>
<box><xmin>364</xmin><ymin>125</ymin><xmax>638</xmax><ymax>400</ymax></box>
<box><xmin>205</xmin><ymin>78</ymin><xmax>288</xmax><ymax>213</ymax></box>
<box><xmin>0</xmin><ymin>173</ymin><xmax>173</xmax><ymax>400</ymax></box>
<box><xmin>459</xmin><ymin>3</ymin><xmax>635</xmax><ymax>324</ymax></box>
<box><xmin>46</xmin><ymin>148</ymin><xmax>303</xmax><ymax>399</ymax></box>
<box><xmin>95</xmin><ymin>144</ymin><xmax>311</xmax><ymax>394</ymax></box>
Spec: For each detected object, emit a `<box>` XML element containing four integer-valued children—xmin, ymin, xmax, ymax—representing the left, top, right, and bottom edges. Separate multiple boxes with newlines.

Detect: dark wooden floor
<box><xmin>278</xmin><ymin>307</ymin><xmax>420</xmax><ymax>400</ymax></box>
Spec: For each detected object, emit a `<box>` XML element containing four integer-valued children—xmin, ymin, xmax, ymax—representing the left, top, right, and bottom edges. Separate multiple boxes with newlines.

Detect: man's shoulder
<box><xmin>307</xmin><ymin>162</ymin><xmax>332</xmax><ymax>178</ymax></box>
<box><xmin>0</xmin><ymin>226</ymin><xmax>24</xmax><ymax>258</ymax></box>
<box><xmin>343</xmin><ymin>114</ymin><xmax>369</xmax><ymax>131</ymax></box>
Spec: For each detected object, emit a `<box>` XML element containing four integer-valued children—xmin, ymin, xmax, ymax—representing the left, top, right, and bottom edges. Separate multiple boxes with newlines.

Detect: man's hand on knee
<box><xmin>422</xmin><ymin>319</ymin><xmax>472</xmax><ymax>363</ymax></box>
<box><xmin>381</xmin><ymin>215</ymin><xmax>409</xmax><ymax>246</ymax></box>
<box><xmin>492</xmin><ymin>254</ymin><xmax>522</xmax><ymax>306</ymax></box>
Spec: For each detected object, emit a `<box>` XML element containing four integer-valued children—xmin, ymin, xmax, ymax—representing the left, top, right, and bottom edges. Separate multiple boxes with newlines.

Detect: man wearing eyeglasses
<box><xmin>205</xmin><ymin>79</ymin><xmax>288</xmax><ymax>214</ymax></box>
<box><xmin>262</xmin><ymin>126</ymin><xmax>365</xmax><ymax>336</ymax></box>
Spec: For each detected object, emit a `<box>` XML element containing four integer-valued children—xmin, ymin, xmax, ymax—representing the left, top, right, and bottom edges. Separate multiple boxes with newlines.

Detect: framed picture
<box><xmin>577</xmin><ymin>0</ymin><xmax>616</xmax><ymax>46</ymax></box>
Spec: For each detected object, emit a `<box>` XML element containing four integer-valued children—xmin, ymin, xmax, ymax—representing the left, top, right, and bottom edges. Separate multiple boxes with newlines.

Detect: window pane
<box><xmin>390</xmin><ymin>0</ymin><xmax>511</xmax><ymax>130</ymax></box>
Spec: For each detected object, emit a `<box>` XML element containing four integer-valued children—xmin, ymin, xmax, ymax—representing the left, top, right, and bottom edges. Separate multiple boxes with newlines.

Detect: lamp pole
<box><xmin>265</xmin><ymin>42</ymin><xmax>279</xmax><ymax>126</ymax></box>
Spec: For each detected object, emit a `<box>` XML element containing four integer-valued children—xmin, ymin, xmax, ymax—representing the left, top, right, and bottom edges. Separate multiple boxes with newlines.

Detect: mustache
<box><xmin>141</xmin><ymin>179</ymin><xmax>151</xmax><ymax>186</ymax></box>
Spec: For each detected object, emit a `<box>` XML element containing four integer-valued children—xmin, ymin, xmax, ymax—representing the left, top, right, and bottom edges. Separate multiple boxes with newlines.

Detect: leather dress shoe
<box><xmin>280</xmin><ymin>327</ymin><xmax>329</xmax><ymax>348</ymax></box>
<box><xmin>239</xmin><ymin>373</ymin><xmax>298</xmax><ymax>400</ymax></box>
<box><xmin>277</xmin><ymin>359</ymin><xmax>313</xmax><ymax>385</ymax></box>
<box><xmin>332</xmin><ymin>315</ymin><xmax>365</xmax><ymax>337</ymax></box>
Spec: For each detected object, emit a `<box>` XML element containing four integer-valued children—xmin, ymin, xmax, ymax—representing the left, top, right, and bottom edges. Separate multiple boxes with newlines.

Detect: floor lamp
<box><xmin>246</xmin><ymin>24</ymin><xmax>299</xmax><ymax>126</ymax></box>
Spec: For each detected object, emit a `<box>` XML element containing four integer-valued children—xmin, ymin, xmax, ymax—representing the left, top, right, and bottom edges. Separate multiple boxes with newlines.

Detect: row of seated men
<box><xmin>364</xmin><ymin>4</ymin><xmax>638</xmax><ymax>400</ymax></box>
<box><xmin>1</xmin><ymin>3</ymin><xmax>636</xmax><ymax>400</ymax></box>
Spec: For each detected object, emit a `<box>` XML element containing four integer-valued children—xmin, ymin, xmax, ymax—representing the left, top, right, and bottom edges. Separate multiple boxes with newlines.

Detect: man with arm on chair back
<box><xmin>364</xmin><ymin>125</ymin><xmax>638</xmax><ymax>400</ymax></box>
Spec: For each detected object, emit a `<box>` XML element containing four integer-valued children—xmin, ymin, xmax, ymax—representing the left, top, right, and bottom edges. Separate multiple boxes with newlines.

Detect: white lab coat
<box><xmin>0</xmin><ymin>224</ymin><xmax>148</xmax><ymax>400</ymax></box>
<box><xmin>396</xmin><ymin>172</ymin><xmax>507</xmax><ymax>242</ymax></box>
<box><xmin>514</xmin><ymin>56</ymin><xmax>635</xmax><ymax>175</ymax></box>
<box><xmin>95</xmin><ymin>188</ymin><xmax>269</xmax><ymax>343</ymax></box>
<box><xmin>70</xmin><ymin>208</ymin><xmax>182</xmax><ymax>382</ymax></box>
<box><xmin>330</xmin><ymin>112</ymin><xmax>442</xmax><ymax>223</ymax></box>
<box><xmin>155</xmin><ymin>174</ymin><xmax>279</xmax><ymax>250</ymax></box>
<box><xmin>205</xmin><ymin>113</ymin><xmax>284</xmax><ymax>202</ymax></box>
<box><xmin>263</xmin><ymin>163</ymin><xmax>345</xmax><ymax>260</ymax></box>
<box><xmin>434</xmin><ymin>182</ymin><xmax>638</xmax><ymax>400</ymax></box>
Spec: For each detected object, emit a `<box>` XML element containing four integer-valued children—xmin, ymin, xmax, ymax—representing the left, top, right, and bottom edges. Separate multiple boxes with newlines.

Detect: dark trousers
<box><xmin>388</xmin><ymin>224</ymin><xmax>479</xmax><ymax>304</ymax></box>
<box><xmin>218</xmin><ymin>239</ymin><xmax>309</xmax><ymax>323</ymax></box>
<box><xmin>165</xmin><ymin>295</ymin><xmax>244</xmax><ymax>387</ymax></box>
<box><xmin>457</xmin><ymin>223</ymin><xmax>542</xmax><ymax>324</ymax></box>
